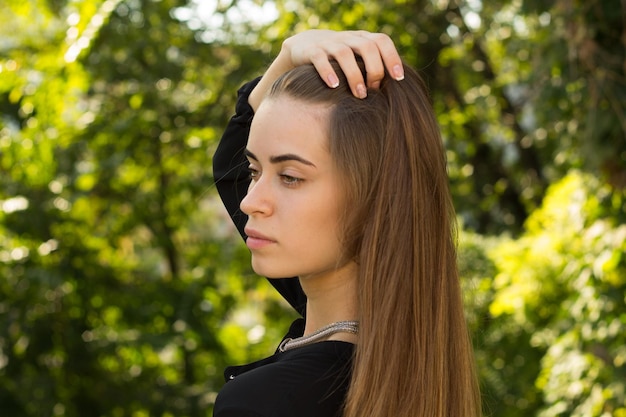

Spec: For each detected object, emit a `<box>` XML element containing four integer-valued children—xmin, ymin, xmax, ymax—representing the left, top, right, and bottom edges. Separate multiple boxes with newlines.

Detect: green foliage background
<box><xmin>0</xmin><ymin>0</ymin><xmax>624</xmax><ymax>416</ymax></box>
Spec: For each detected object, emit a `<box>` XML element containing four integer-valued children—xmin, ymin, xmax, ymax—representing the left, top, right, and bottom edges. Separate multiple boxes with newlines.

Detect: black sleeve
<box><xmin>212</xmin><ymin>78</ymin><xmax>307</xmax><ymax>316</ymax></box>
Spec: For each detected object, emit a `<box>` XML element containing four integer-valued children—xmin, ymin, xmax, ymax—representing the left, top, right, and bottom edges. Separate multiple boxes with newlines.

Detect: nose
<box><xmin>240</xmin><ymin>177</ymin><xmax>273</xmax><ymax>217</ymax></box>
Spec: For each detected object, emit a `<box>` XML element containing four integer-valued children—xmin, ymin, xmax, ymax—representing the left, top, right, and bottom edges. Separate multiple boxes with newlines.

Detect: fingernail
<box><xmin>393</xmin><ymin>64</ymin><xmax>404</xmax><ymax>81</ymax></box>
<box><xmin>328</xmin><ymin>73</ymin><xmax>339</xmax><ymax>88</ymax></box>
<box><xmin>371</xmin><ymin>80</ymin><xmax>381</xmax><ymax>90</ymax></box>
<box><xmin>356</xmin><ymin>83</ymin><xmax>367</xmax><ymax>99</ymax></box>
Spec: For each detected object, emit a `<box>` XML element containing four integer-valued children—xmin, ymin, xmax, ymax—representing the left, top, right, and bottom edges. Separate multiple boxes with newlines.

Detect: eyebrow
<box><xmin>244</xmin><ymin>149</ymin><xmax>316</xmax><ymax>167</ymax></box>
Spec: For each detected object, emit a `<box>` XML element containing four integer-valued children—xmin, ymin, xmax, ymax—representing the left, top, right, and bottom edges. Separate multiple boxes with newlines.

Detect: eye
<box><xmin>280</xmin><ymin>174</ymin><xmax>302</xmax><ymax>187</ymax></box>
<box><xmin>247</xmin><ymin>166</ymin><xmax>260</xmax><ymax>180</ymax></box>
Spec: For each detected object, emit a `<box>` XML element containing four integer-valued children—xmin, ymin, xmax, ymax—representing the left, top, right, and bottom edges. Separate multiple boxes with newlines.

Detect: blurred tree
<box><xmin>0</xmin><ymin>0</ymin><xmax>293</xmax><ymax>416</ymax></box>
<box><xmin>459</xmin><ymin>171</ymin><xmax>626</xmax><ymax>417</ymax></box>
<box><xmin>486</xmin><ymin>172</ymin><xmax>625</xmax><ymax>417</ymax></box>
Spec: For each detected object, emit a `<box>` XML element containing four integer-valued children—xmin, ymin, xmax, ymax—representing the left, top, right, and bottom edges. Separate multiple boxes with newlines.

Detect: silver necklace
<box><xmin>278</xmin><ymin>320</ymin><xmax>359</xmax><ymax>352</ymax></box>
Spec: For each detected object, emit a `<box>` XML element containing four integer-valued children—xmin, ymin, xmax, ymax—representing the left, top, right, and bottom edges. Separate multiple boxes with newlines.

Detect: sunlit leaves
<box><xmin>0</xmin><ymin>0</ymin><xmax>270</xmax><ymax>415</ymax></box>
<box><xmin>479</xmin><ymin>172</ymin><xmax>626</xmax><ymax>416</ymax></box>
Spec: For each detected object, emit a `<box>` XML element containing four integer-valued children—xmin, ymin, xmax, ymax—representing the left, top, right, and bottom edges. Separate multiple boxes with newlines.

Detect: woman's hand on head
<box><xmin>282</xmin><ymin>30</ymin><xmax>404</xmax><ymax>98</ymax></box>
<box><xmin>249</xmin><ymin>30</ymin><xmax>404</xmax><ymax>109</ymax></box>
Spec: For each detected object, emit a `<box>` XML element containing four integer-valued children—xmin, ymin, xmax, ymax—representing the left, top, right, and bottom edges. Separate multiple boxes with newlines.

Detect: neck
<box><xmin>300</xmin><ymin>260</ymin><xmax>359</xmax><ymax>337</ymax></box>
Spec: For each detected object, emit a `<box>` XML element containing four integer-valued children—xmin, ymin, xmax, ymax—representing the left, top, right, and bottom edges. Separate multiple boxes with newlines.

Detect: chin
<box><xmin>251</xmin><ymin>263</ymin><xmax>293</xmax><ymax>279</ymax></box>
<box><xmin>254</xmin><ymin>270</ymin><xmax>298</xmax><ymax>280</ymax></box>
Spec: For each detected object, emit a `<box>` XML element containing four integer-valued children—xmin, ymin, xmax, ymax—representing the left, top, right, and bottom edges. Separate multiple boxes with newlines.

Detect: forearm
<box><xmin>213</xmin><ymin>77</ymin><xmax>261</xmax><ymax>239</ymax></box>
<box><xmin>248</xmin><ymin>48</ymin><xmax>294</xmax><ymax>111</ymax></box>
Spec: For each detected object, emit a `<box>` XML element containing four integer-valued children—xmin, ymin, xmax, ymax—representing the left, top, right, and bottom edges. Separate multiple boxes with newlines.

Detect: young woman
<box><xmin>212</xmin><ymin>30</ymin><xmax>481</xmax><ymax>417</ymax></box>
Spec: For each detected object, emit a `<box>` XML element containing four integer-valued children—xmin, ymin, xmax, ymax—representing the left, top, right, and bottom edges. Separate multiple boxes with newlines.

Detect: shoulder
<box><xmin>213</xmin><ymin>342</ymin><xmax>353</xmax><ymax>417</ymax></box>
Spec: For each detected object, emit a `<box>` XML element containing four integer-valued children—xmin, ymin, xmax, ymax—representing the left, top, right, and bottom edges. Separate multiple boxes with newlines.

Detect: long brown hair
<box><xmin>268</xmin><ymin>61</ymin><xmax>481</xmax><ymax>417</ymax></box>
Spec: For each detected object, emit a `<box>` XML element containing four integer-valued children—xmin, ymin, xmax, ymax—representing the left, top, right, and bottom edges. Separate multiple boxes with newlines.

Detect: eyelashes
<box><xmin>246</xmin><ymin>165</ymin><xmax>303</xmax><ymax>188</ymax></box>
<box><xmin>280</xmin><ymin>174</ymin><xmax>302</xmax><ymax>186</ymax></box>
<box><xmin>247</xmin><ymin>166</ymin><xmax>260</xmax><ymax>180</ymax></box>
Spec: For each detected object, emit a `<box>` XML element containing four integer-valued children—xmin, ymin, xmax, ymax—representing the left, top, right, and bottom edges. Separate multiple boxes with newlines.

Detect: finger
<box><xmin>331</xmin><ymin>33</ymin><xmax>401</xmax><ymax>95</ymax></box>
<box><xmin>287</xmin><ymin>30</ymin><xmax>403</xmax><ymax>99</ymax></box>
<box><xmin>347</xmin><ymin>34</ymin><xmax>386</xmax><ymax>90</ymax></box>
<box><xmin>360</xmin><ymin>32</ymin><xmax>404</xmax><ymax>81</ymax></box>
<box><xmin>322</xmin><ymin>32</ymin><xmax>386</xmax><ymax>91</ymax></box>
<box><xmin>327</xmin><ymin>44</ymin><xmax>370</xmax><ymax>98</ymax></box>
<box><xmin>308</xmin><ymin>48</ymin><xmax>341</xmax><ymax>89</ymax></box>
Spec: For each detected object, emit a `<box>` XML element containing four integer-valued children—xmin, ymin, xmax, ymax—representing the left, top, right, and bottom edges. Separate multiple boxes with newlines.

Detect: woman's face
<box><xmin>240</xmin><ymin>95</ymin><xmax>346</xmax><ymax>280</ymax></box>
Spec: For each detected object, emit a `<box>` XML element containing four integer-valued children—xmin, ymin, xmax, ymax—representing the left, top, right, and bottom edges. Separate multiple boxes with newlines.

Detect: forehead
<box><xmin>249</xmin><ymin>96</ymin><xmax>332</xmax><ymax>155</ymax></box>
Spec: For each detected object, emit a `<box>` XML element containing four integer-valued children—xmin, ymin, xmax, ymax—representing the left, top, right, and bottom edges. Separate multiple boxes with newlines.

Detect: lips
<box><xmin>244</xmin><ymin>227</ymin><xmax>276</xmax><ymax>250</ymax></box>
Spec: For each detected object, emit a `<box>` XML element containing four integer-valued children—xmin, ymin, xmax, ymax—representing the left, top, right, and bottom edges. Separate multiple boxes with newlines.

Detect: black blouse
<box><xmin>212</xmin><ymin>78</ymin><xmax>354</xmax><ymax>417</ymax></box>
<box><xmin>214</xmin><ymin>319</ymin><xmax>353</xmax><ymax>417</ymax></box>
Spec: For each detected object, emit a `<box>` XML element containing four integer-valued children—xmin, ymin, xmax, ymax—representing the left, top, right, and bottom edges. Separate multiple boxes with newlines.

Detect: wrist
<box><xmin>248</xmin><ymin>48</ymin><xmax>295</xmax><ymax>111</ymax></box>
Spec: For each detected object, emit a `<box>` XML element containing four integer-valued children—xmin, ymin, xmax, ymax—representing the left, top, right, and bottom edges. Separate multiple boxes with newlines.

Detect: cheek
<box><xmin>288</xmin><ymin>190</ymin><xmax>343</xmax><ymax>241</ymax></box>
<box><xmin>316</xmin><ymin>192</ymin><xmax>346</xmax><ymax>247</ymax></box>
